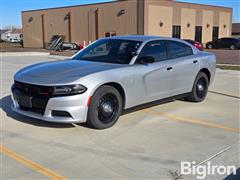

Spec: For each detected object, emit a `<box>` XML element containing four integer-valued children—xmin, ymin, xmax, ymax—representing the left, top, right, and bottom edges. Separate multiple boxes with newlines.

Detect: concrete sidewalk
<box><xmin>1</xmin><ymin>52</ymin><xmax>50</xmax><ymax>56</ymax></box>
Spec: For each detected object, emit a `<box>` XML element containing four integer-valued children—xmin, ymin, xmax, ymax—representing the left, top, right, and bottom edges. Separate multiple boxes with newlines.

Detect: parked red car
<box><xmin>183</xmin><ymin>39</ymin><xmax>204</xmax><ymax>51</ymax></box>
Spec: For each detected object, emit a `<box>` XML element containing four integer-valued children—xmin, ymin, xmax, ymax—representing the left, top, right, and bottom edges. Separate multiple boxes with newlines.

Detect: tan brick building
<box><xmin>22</xmin><ymin>0</ymin><xmax>232</xmax><ymax>48</ymax></box>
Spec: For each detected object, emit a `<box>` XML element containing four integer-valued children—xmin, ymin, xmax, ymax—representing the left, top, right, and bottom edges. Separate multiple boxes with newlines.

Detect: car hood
<box><xmin>14</xmin><ymin>59</ymin><xmax>124</xmax><ymax>85</ymax></box>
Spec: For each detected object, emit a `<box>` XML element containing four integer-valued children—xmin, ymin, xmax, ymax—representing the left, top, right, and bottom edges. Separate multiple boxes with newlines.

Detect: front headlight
<box><xmin>53</xmin><ymin>84</ymin><xmax>87</xmax><ymax>95</ymax></box>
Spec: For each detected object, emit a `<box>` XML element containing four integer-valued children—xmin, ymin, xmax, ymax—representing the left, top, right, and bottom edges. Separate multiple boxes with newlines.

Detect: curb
<box><xmin>0</xmin><ymin>52</ymin><xmax>50</xmax><ymax>56</ymax></box>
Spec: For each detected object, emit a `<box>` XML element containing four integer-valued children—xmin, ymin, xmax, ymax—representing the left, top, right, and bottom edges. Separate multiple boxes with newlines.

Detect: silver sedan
<box><xmin>11</xmin><ymin>36</ymin><xmax>216</xmax><ymax>129</ymax></box>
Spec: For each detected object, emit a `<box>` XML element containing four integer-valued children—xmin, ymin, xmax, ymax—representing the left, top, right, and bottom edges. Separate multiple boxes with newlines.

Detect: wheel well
<box><xmin>103</xmin><ymin>82</ymin><xmax>126</xmax><ymax>109</ymax></box>
<box><xmin>199</xmin><ymin>68</ymin><xmax>211</xmax><ymax>82</ymax></box>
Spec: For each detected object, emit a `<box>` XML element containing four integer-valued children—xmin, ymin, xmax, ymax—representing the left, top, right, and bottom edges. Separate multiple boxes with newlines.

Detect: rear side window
<box><xmin>219</xmin><ymin>38</ymin><xmax>237</xmax><ymax>42</ymax></box>
<box><xmin>220</xmin><ymin>38</ymin><xmax>230</xmax><ymax>42</ymax></box>
<box><xmin>139</xmin><ymin>41</ymin><xmax>168</xmax><ymax>62</ymax></box>
<box><xmin>226</xmin><ymin>38</ymin><xmax>240</xmax><ymax>42</ymax></box>
<box><xmin>167</xmin><ymin>41</ymin><xmax>193</xmax><ymax>58</ymax></box>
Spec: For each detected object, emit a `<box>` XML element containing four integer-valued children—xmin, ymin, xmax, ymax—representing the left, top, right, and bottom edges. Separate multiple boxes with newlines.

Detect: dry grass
<box><xmin>0</xmin><ymin>42</ymin><xmax>21</xmax><ymax>48</ymax></box>
<box><xmin>217</xmin><ymin>64</ymin><xmax>240</xmax><ymax>71</ymax></box>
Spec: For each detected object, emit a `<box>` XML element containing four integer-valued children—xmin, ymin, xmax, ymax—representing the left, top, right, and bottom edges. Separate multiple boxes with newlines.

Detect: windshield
<box><xmin>73</xmin><ymin>39</ymin><xmax>142</xmax><ymax>64</ymax></box>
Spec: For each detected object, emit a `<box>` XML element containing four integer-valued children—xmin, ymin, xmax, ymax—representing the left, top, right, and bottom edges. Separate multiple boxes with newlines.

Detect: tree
<box><xmin>2</xmin><ymin>25</ymin><xmax>21</xmax><ymax>30</ymax></box>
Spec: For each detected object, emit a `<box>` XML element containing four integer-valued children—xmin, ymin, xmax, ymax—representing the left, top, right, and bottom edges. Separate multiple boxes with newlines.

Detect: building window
<box><xmin>195</xmin><ymin>26</ymin><xmax>202</xmax><ymax>43</ymax></box>
<box><xmin>212</xmin><ymin>27</ymin><xmax>219</xmax><ymax>41</ymax></box>
<box><xmin>105</xmin><ymin>31</ymin><xmax>116</xmax><ymax>37</ymax></box>
<box><xmin>172</xmin><ymin>26</ymin><xmax>181</xmax><ymax>39</ymax></box>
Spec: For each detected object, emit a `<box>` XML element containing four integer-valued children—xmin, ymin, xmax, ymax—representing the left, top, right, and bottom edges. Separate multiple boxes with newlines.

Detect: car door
<box><xmin>225</xmin><ymin>38</ymin><xmax>235</xmax><ymax>48</ymax></box>
<box><xmin>166</xmin><ymin>40</ymin><xmax>200</xmax><ymax>96</ymax></box>
<box><xmin>221</xmin><ymin>38</ymin><xmax>229</xmax><ymax>48</ymax></box>
<box><xmin>133</xmin><ymin>40</ymin><xmax>174</xmax><ymax>103</ymax></box>
<box><xmin>214</xmin><ymin>39</ymin><xmax>222</xmax><ymax>48</ymax></box>
<box><xmin>220</xmin><ymin>38</ymin><xmax>230</xmax><ymax>48</ymax></box>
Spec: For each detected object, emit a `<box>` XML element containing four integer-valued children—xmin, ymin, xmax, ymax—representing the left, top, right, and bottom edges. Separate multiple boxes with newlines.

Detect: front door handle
<box><xmin>167</xmin><ymin>67</ymin><xmax>173</xmax><ymax>71</ymax></box>
<box><xmin>193</xmin><ymin>60</ymin><xmax>198</xmax><ymax>64</ymax></box>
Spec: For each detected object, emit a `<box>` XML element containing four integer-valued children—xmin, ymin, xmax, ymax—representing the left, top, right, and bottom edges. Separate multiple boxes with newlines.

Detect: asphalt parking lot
<box><xmin>0</xmin><ymin>54</ymin><xmax>239</xmax><ymax>179</ymax></box>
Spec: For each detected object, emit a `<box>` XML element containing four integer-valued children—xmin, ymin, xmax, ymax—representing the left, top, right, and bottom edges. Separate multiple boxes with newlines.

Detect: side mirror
<box><xmin>138</xmin><ymin>56</ymin><xmax>155</xmax><ymax>64</ymax></box>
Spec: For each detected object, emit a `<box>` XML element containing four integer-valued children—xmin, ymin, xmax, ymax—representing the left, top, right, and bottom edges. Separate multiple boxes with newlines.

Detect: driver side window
<box><xmin>138</xmin><ymin>40</ymin><xmax>168</xmax><ymax>62</ymax></box>
<box><xmin>83</xmin><ymin>43</ymin><xmax>110</xmax><ymax>58</ymax></box>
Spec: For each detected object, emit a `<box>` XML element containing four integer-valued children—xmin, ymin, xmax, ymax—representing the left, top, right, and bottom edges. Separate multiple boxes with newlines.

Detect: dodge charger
<box><xmin>11</xmin><ymin>36</ymin><xmax>216</xmax><ymax>129</ymax></box>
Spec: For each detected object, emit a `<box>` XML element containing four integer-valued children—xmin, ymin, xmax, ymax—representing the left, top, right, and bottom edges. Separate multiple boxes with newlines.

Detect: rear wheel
<box><xmin>186</xmin><ymin>72</ymin><xmax>209</xmax><ymax>102</ymax></box>
<box><xmin>207</xmin><ymin>44</ymin><xmax>213</xmax><ymax>49</ymax></box>
<box><xmin>87</xmin><ymin>85</ymin><xmax>122</xmax><ymax>129</ymax></box>
<box><xmin>230</xmin><ymin>45</ymin><xmax>236</xmax><ymax>50</ymax></box>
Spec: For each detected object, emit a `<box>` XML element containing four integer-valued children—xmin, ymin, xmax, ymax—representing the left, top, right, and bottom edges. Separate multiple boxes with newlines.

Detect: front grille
<box><xmin>13</xmin><ymin>81</ymin><xmax>52</xmax><ymax>115</ymax></box>
<box><xmin>19</xmin><ymin>105</ymin><xmax>46</xmax><ymax>115</ymax></box>
<box><xmin>14</xmin><ymin>80</ymin><xmax>53</xmax><ymax>96</ymax></box>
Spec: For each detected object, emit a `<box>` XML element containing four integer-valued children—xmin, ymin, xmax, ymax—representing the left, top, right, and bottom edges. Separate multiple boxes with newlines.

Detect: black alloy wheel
<box><xmin>87</xmin><ymin>85</ymin><xmax>122</xmax><ymax>129</ymax></box>
<box><xmin>207</xmin><ymin>44</ymin><xmax>213</xmax><ymax>49</ymax></box>
<box><xmin>97</xmin><ymin>93</ymin><xmax>119</xmax><ymax>124</ymax></box>
<box><xmin>196</xmin><ymin>77</ymin><xmax>207</xmax><ymax>99</ymax></box>
<box><xmin>230</xmin><ymin>45</ymin><xmax>235</xmax><ymax>50</ymax></box>
<box><xmin>186</xmin><ymin>72</ymin><xmax>209</xmax><ymax>102</ymax></box>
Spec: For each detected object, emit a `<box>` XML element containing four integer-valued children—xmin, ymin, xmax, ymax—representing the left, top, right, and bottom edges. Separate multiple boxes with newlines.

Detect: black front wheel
<box><xmin>186</xmin><ymin>72</ymin><xmax>209</xmax><ymax>102</ymax></box>
<box><xmin>230</xmin><ymin>45</ymin><xmax>236</xmax><ymax>50</ymax></box>
<box><xmin>207</xmin><ymin>44</ymin><xmax>213</xmax><ymax>49</ymax></box>
<box><xmin>87</xmin><ymin>85</ymin><xmax>122</xmax><ymax>129</ymax></box>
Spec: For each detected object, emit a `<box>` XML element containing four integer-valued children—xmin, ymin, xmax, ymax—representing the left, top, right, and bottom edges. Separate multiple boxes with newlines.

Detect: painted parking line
<box><xmin>144</xmin><ymin>109</ymin><xmax>240</xmax><ymax>133</ymax></box>
<box><xmin>0</xmin><ymin>145</ymin><xmax>67</xmax><ymax>180</ymax></box>
<box><xmin>209</xmin><ymin>91</ymin><xmax>240</xmax><ymax>99</ymax></box>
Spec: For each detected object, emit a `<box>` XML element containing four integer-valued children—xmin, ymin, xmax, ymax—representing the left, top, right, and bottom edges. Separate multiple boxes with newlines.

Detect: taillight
<box><xmin>194</xmin><ymin>43</ymin><xmax>203</xmax><ymax>50</ymax></box>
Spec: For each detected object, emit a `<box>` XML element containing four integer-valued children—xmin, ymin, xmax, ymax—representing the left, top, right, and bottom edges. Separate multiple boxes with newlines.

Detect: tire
<box><xmin>186</xmin><ymin>72</ymin><xmax>209</xmax><ymax>102</ymax></box>
<box><xmin>230</xmin><ymin>45</ymin><xmax>235</xmax><ymax>50</ymax></box>
<box><xmin>207</xmin><ymin>44</ymin><xmax>213</xmax><ymax>49</ymax></box>
<box><xmin>87</xmin><ymin>85</ymin><xmax>123</xmax><ymax>129</ymax></box>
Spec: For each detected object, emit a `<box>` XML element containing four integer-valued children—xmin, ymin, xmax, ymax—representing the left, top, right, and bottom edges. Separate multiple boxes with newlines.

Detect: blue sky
<box><xmin>1</xmin><ymin>0</ymin><xmax>239</xmax><ymax>29</ymax></box>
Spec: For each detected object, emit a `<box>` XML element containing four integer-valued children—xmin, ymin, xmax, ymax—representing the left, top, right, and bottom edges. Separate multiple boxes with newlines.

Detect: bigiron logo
<box><xmin>180</xmin><ymin>161</ymin><xmax>237</xmax><ymax>179</ymax></box>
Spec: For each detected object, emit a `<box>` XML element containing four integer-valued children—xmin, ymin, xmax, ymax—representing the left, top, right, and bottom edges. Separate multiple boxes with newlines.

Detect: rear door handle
<box><xmin>167</xmin><ymin>67</ymin><xmax>173</xmax><ymax>71</ymax></box>
<box><xmin>193</xmin><ymin>60</ymin><xmax>198</xmax><ymax>64</ymax></box>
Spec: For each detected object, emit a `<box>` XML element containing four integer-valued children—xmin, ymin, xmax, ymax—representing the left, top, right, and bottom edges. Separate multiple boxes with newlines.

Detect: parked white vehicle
<box><xmin>11</xmin><ymin>35</ymin><xmax>216</xmax><ymax>129</ymax></box>
<box><xmin>9</xmin><ymin>38</ymin><xmax>21</xmax><ymax>43</ymax></box>
<box><xmin>1</xmin><ymin>29</ymin><xmax>22</xmax><ymax>42</ymax></box>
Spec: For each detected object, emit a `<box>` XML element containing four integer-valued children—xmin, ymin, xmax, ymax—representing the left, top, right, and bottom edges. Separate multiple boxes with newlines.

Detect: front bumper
<box><xmin>11</xmin><ymin>93</ymin><xmax>89</xmax><ymax>123</ymax></box>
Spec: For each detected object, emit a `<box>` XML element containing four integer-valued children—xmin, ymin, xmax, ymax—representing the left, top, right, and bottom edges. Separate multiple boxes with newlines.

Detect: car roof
<box><xmin>220</xmin><ymin>37</ymin><xmax>238</xmax><ymax>40</ymax></box>
<box><xmin>107</xmin><ymin>35</ymin><xmax>180</xmax><ymax>42</ymax></box>
<box><xmin>183</xmin><ymin>39</ymin><xmax>194</xmax><ymax>42</ymax></box>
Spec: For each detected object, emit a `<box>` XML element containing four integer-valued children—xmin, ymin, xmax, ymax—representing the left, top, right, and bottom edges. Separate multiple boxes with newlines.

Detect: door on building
<box><xmin>172</xmin><ymin>25</ymin><xmax>181</xmax><ymax>39</ymax></box>
<box><xmin>212</xmin><ymin>27</ymin><xmax>219</xmax><ymax>41</ymax></box>
<box><xmin>105</xmin><ymin>32</ymin><xmax>116</xmax><ymax>37</ymax></box>
<box><xmin>195</xmin><ymin>26</ymin><xmax>202</xmax><ymax>43</ymax></box>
